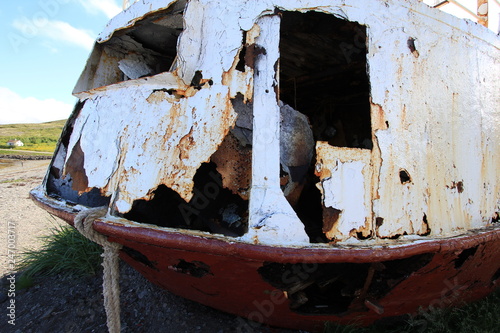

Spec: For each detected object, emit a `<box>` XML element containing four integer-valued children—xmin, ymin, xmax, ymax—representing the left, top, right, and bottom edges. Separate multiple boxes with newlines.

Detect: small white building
<box><xmin>6</xmin><ymin>139</ymin><xmax>24</xmax><ymax>147</ymax></box>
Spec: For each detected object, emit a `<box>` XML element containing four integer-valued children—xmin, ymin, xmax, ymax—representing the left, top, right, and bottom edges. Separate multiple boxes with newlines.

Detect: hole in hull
<box><xmin>278</xmin><ymin>11</ymin><xmax>372</xmax><ymax>242</ymax></box>
<box><xmin>258</xmin><ymin>253</ymin><xmax>434</xmax><ymax>315</ymax></box>
<box><xmin>279</xmin><ymin>11</ymin><xmax>371</xmax><ymax>149</ymax></box>
<box><xmin>490</xmin><ymin>212</ymin><xmax>499</xmax><ymax>223</ymax></box>
<box><xmin>122</xmin><ymin>246</ymin><xmax>158</xmax><ymax>270</ymax></box>
<box><xmin>492</xmin><ymin>268</ymin><xmax>500</xmax><ymax>283</ymax></box>
<box><xmin>170</xmin><ymin>259</ymin><xmax>211</xmax><ymax>278</ymax></box>
<box><xmin>454</xmin><ymin>246</ymin><xmax>478</xmax><ymax>269</ymax></box>
<box><xmin>399</xmin><ymin>169</ymin><xmax>411</xmax><ymax>184</ymax></box>
<box><xmin>46</xmin><ymin>102</ymin><xmax>110</xmax><ymax>208</ymax></box>
<box><xmin>122</xmin><ymin>162</ymin><xmax>248</xmax><ymax>236</ymax></box>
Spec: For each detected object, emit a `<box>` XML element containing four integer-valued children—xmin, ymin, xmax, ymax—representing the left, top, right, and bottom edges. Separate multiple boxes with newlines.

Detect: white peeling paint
<box><xmin>65</xmin><ymin>83</ymin><xmax>236</xmax><ymax>213</ymax></box>
<box><xmin>243</xmin><ymin>15</ymin><xmax>309</xmax><ymax>245</ymax></box>
<box><xmin>97</xmin><ymin>0</ymin><xmax>183</xmax><ymax>43</ymax></box>
<box><xmin>59</xmin><ymin>0</ymin><xmax>499</xmax><ymax>245</ymax></box>
<box><xmin>118</xmin><ymin>56</ymin><xmax>153</xmax><ymax>79</ymax></box>
<box><xmin>322</xmin><ymin>162</ymin><xmax>366</xmax><ymax>232</ymax></box>
<box><xmin>74</xmin><ymin>72</ymin><xmax>186</xmax><ymax>100</ymax></box>
<box><xmin>367</xmin><ymin>2</ymin><xmax>499</xmax><ymax>237</ymax></box>
<box><xmin>315</xmin><ymin>143</ymin><xmax>372</xmax><ymax>241</ymax></box>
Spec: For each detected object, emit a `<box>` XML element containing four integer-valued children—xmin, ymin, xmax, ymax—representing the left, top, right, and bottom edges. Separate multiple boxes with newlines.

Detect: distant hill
<box><xmin>0</xmin><ymin>119</ymin><xmax>67</xmax><ymax>154</ymax></box>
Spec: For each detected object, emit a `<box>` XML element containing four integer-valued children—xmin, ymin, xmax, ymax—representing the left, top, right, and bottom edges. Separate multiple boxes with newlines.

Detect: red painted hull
<box><xmin>31</xmin><ymin>191</ymin><xmax>500</xmax><ymax>332</ymax></box>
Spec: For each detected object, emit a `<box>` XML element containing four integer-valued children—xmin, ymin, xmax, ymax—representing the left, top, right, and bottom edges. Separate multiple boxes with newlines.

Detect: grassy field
<box><xmin>0</xmin><ymin>149</ymin><xmax>54</xmax><ymax>156</ymax></box>
<box><xmin>0</xmin><ymin>119</ymin><xmax>66</xmax><ymax>153</ymax></box>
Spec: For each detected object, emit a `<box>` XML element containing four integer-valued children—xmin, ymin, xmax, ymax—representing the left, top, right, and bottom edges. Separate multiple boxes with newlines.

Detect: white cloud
<box><xmin>77</xmin><ymin>0</ymin><xmax>122</xmax><ymax>19</ymax></box>
<box><xmin>40</xmin><ymin>40</ymin><xmax>60</xmax><ymax>53</ymax></box>
<box><xmin>12</xmin><ymin>18</ymin><xmax>95</xmax><ymax>51</ymax></box>
<box><xmin>0</xmin><ymin>87</ymin><xmax>73</xmax><ymax>124</ymax></box>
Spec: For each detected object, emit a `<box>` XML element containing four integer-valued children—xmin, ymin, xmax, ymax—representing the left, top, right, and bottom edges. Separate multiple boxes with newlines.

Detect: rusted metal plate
<box><xmin>29</xmin><ymin>191</ymin><xmax>500</xmax><ymax>332</ymax></box>
<box><xmin>315</xmin><ymin>142</ymin><xmax>372</xmax><ymax>242</ymax></box>
<box><xmin>210</xmin><ymin>132</ymin><xmax>252</xmax><ymax>200</ymax></box>
<box><xmin>31</xmin><ymin>0</ymin><xmax>500</xmax><ymax>330</ymax></box>
<box><xmin>65</xmin><ymin>83</ymin><xmax>237</xmax><ymax>214</ymax></box>
<box><xmin>58</xmin><ymin>0</ymin><xmax>500</xmax><ymax>242</ymax></box>
<box><xmin>243</xmin><ymin>15</ymin><xmax>309</xmax><ymax>246</ymax></box>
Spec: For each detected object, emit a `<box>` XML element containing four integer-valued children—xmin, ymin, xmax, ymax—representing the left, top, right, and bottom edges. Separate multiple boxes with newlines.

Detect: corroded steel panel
<box><xmin>65</xmin><ymin>83</ymin><xmax>237</xmax><ymax>213</ymax></box>
<box><xmin>55</xmin><ymin>0</ymin><xmax>499</xmax><ymax>243</ymax></box>
<box><xmin>31</xmin><ymin>0</ymin><xmax>500</xmax><ymax>328</ymax></box>
<box><xmin>28</xmin><ymin>192</ymin><xmax>500</xmax><ymax>332</ymax></box>
<box><xmin>315</xmin><ymin>143</ymin><xmax>372</xmax><ymax>242</ymax></box>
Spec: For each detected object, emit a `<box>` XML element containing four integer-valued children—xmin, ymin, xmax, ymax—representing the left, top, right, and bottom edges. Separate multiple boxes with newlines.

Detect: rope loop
<box><xmin>74</xmin><ymin>206</ymin><xmax>122</xmax><ymax>333</ymax></box>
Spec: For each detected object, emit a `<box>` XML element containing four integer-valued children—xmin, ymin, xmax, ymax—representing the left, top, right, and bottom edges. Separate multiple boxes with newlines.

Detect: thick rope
<box><xmin>74</xmin><ymin>207</ymin><xmax>122</xmax><ymax>333</ymax></box>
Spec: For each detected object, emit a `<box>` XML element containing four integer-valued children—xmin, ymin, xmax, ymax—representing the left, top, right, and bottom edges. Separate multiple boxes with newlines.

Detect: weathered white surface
<box><xmin>74</xmin><ymin>35</ymin><xmax>169</xmax><ymax>96</ymax></box>
<box><xmin>365</xmin><ymin>1</ymin><xmax>500</xmax><ymax>237</ymax></box>
<box><xmin>73</xmin><ymin>72</ymin><xmax>186</xmax><ymax>100</ymax></box>
<box><xmin>65</xmin><ymin>83</ymin><xmax>236</xmax><ymax>213</ymax></box>
<box><xmin>315</xmin><ymin>143</ymin><xmax>372</xmax><ymax>241</ymax></box>
<box><xmin>73</xmin><ymin>44</ymin><xmax>122</xmax><ymax>96</ymax></box>
<box><xmin>118</xmin><ymin>56</ymin><xmax>152</xmax><ymax>79</ymax></box>
<box><xmin>243</xmin><ymin>15</ymin><xmax>309</xmax><ymax>245</ymax></box>
<box><xmin>64</xmin><ymin>0</ymin><xmax>499</xmax><ymax>244</ymax></box>
<box><xmin>98</xmin><ymin>0</ymin><xmax>183</xmax><ymax>43</ymax></box>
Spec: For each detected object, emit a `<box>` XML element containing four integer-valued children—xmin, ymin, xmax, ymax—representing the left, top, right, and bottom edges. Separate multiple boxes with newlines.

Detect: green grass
<box><xmin>324</xmin><ymin>288</ymin><xmax>500</xmax><ymax>333</ymax></box>
<box><xmin>17</xmin><ymin>224</ymin><xmax>103</xmax><ymax>280</ymax></box>
<box><xmin>0</xmin><ymin>178</ymin><xmax>29</xmax><ymax>184</ymax></box>
<box><xmin>0</xmin><ymin>119</ymin><xmax>66</xmax><ymax>153</ymax></box>
<box><xmin>0</xmin><ymin>149</ymin><xmax>52</xmax><ymax>156</ymax></box>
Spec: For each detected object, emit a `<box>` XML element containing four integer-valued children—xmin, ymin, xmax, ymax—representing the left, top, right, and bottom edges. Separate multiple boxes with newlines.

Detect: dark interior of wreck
<box><xmin>46</xmin><ymin>10</ymin><xmax>372</xmax><ymax>243</ymax></box>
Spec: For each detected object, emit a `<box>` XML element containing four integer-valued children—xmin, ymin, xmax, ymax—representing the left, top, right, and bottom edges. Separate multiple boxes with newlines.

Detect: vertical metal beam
<box><xmin>245</xmin><ymin>14</ymin><xmax>309</xmax><ymax>245</ymax></box>
<box><xmin>251</xmin><ymin>15</ymin><xmax>281</xmax><ymax>192</ymax></box>
<box><xmin>448</xmin><ymin>0</ymin><xmax>480</xmax><ymax>19</ymax></box>
<box><xmin>477</xmin><ymin>0</ymin><xmax>489</xmax><ymax>27</ymax></box>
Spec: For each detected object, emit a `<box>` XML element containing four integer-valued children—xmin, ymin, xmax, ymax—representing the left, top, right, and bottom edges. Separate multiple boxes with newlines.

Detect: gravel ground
<box><xmin>0</xmin><ymin>159</ymin><xmax>62</xmax><ymax>276</ymax></box>
<box><xmin>0</xmin><ymin>159</ymin><xmax>308</xmax><ymax>333</ymax></box>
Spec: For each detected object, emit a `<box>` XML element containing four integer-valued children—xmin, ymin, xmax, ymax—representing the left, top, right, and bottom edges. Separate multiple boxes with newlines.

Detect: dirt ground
<box><xmin>0</xmin><ymin>159</ymin><xmax>306</xmax><ymax>333</ymax></box>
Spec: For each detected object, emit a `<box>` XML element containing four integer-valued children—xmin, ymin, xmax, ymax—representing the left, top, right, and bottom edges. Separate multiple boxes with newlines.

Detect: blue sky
<box><xmin>0</xmin><ymin>0</ymin><xmax>498</xmax><ymax>124</ymax></box>
<box><xmin>0</xmin><ymin>0</ymin><xmax>122</xmax><ymax>124</ymax></box>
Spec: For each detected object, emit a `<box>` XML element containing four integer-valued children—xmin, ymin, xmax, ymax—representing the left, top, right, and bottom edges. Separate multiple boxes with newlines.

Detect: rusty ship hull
<box><xmin>31</xmin><ymin>192</ymin><xmax>500</xmax><ymax>331</ymax></box>
<box><xmin>31</xmin><ymin>0</ymin><xmax>499</xmax><ymax>331</ymax></box>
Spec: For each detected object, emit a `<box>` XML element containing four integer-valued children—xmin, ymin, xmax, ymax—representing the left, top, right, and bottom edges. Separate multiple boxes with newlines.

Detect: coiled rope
<box><xmin>74</xmin><ymin>207</ymin><xmax>122</xmax><ymax>333</ymax></box>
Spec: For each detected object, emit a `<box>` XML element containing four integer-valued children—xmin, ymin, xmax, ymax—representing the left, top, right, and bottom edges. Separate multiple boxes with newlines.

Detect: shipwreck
<box><xmin>31</xmin><ymin>0</ymin><xmax>499</xmax><ymax>331</ymax></box>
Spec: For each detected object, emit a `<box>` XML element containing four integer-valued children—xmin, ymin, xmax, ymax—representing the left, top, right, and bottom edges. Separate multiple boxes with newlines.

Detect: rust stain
<box><xmin>314</xmin><ymin>158</ymin><xmax>332</xmax><ymax>179</ymax></box>
<box><xmin>244</xmin><ymin>43</ymin><xmax>267</xmax><ymax>70</ymax></box>
<box><xmin>400</xmin><ymin>104</ymin><xmax>407</xmax><ymax>127</ymax></box>
<box><xmin>370</xmin><ymin>101</ymin><xmax>388</xmax><ymax>131</ymax></box>
<box><xmin>322</xmin><ymin>207</ymin><xmax>342</xmax><ymax>241</ymax></box>
<box><xmin>146</xmin><ymin>90</ymin><xmax>169</xmax><ymax>104</ymax></box>
<box><xmin>221</xmin><ymin>49</ymin><xmax>240</xmax><ymax>87</ymax></box>
<box><xmin>210</xmin><ymin>132</ymin><xmax>252</xmax><ymax>200</ymax></box>
<box><xmin>221</xmin><ymin>30</ymin><xmax>255</xmax><ymax>102</ymax></box>
<box><xmin>64</xmin><ymin>139</ymin><xmax>90</xmax><ymax>194</ymax></box>
<box><xmin>352</xmin><ymin>220</ymin><xmax>373</xmax><ymax>239</ymax></box>
<box><xmin>163</xmin><ymin>103</ymin><xmax>183</xmax><ymax>143</ymax></box>
<box><xmin>178</xmin><ymin>126</ymin><xmax>196</xmax><ymax>160</ymax></box>
<box><xmin>447</xmin><ymin>181</ymin><xmax>465</xmax><ymax>193</ymax></box>
<box><xmin>407</xmin><ymin>37</ymin><xmax>420</xmax><ymax>58</ymax></box>
<box><xmin>222</xmin><ymin>72</ymin><xmax>234</xmax><ymax>87</ymax></box>
<box><xmin>370</xmin><ymin>134</ymin><xmax>382</xmax><ymax>201</ymax></box>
